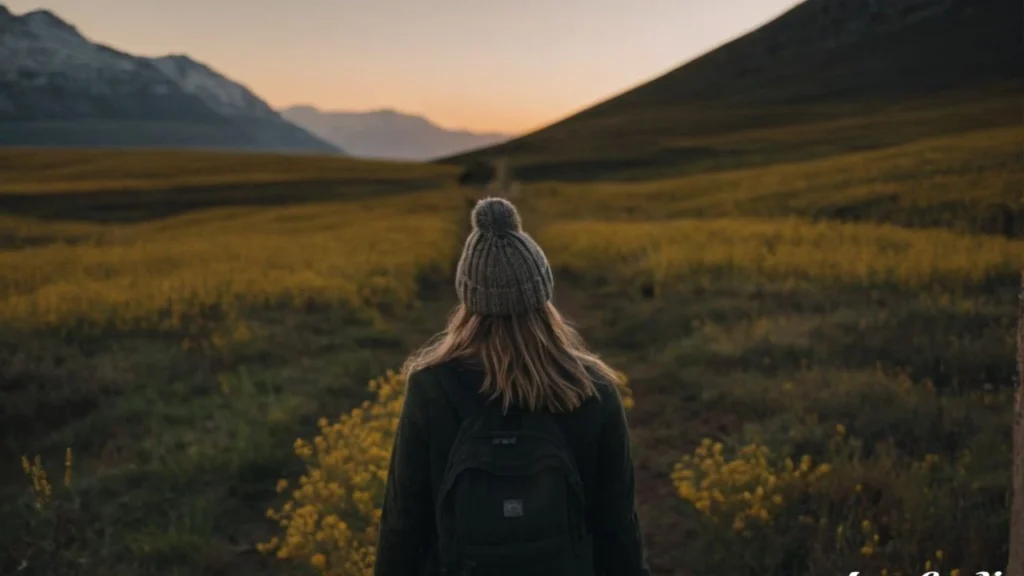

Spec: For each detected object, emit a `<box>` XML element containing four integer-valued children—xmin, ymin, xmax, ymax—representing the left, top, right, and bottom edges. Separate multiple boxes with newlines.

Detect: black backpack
<box><xmin>435</xmin><ymin>367</ymin><xmax>594</xmax><ymax>576</ymax></box>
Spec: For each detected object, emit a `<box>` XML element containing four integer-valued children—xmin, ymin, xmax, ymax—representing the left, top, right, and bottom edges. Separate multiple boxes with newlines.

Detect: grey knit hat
<box><xmin>455</xmin><ymin>197</ymin><xmax>554</xmax><ymax>316</ymax></box>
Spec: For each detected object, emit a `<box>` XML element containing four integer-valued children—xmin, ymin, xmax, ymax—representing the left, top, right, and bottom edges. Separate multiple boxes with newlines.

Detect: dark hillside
<box><xmin>445</xmin><ymin>0</ymin><xmax>1022</xmax><ymax>181</ymax></box>
<box><xmin>601</xmin><ymin>0</ymin><xmax>1020</xmax><ymax>108</ymax></box>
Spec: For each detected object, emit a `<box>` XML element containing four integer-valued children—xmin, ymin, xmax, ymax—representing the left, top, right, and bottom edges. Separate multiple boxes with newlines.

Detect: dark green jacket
<box><xmin>374</xmin><ymin>359</ymin><xmax>651</xmax><ymax>576</ymax></box>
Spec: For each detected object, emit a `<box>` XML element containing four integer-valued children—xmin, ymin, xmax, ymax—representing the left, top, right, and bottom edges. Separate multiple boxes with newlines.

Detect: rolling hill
<box><xmin>0</xmin><ymin>4</ymin><xmax>340</xmax><ymax>154</ymax></box>
<box><xmin>444</xmin><ymin>0</ymin><xmax>1023</xmax><ymax>181</ymax></box>
<box><xmin>281</xmin><ymin>106</ymin><xmax>511</xmax><ymax>161</ymax></box>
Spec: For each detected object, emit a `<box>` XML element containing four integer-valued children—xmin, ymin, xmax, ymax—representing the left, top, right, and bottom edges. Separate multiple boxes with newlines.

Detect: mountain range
<box><xmin>0</xmin><ymin>3</ymin><xmax>514</xmax><ymax>159</ymax></box>
<box><xmin>0</xmin><ymin>4</ymin><xmax>340</xmax><ymax>153</ymax></box>
<box><xmin>281</xmin><ymin>106</ymin><xmax>511</xmax><ymax>161</ymax></box>
<box><xmin>2</xmin><ymin>0</ymin><xmax>1018</xmax><ymax>164</ymax></box>
<box><xmin>448</xmin><ymin>0</ymin><xmax>1023</xmax><ymax>180</ymax></box>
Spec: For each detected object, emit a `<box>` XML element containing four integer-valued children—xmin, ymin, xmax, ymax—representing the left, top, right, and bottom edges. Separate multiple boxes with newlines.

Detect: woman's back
<box><xmin>374</xmin><ymin>198</ymin><xmax>650</xmax><ymax>576</ymax></box>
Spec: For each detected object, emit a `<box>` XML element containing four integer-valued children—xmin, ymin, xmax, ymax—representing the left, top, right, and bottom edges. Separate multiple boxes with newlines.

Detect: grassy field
<box><xmin>0</xmin><ymin>148</ymin><xmax>456</xmax><ymax>194</ymax></box>
<box><xmin>0</xmin><ymin>160</ymin><xmax>469</xmax><ymax>575</ymax></box>
<box><xmin>447</xmin><ymin>88</ymin><xmax>1022</xmax><ymax>183</ymax></box>
<box><xmin>539</xmin><ymin>216</ymin><xmax>1023</xmax><ymax>292</ymax></box>
<box><xmin>0</xmin><ymin>122</ymin><xmax>1020</xmax><ymax>576</ymax></box>
<box><xmin>0</xmin><ymin>192</ymin><xmax>461</xmax><ymax>332</ymax></box>
<box><xmin>0</xmin><ymin>148</ymin><xmax>460</xmax><ymax>224</ymax></box>
<box><xmin>523</xmin><ymin>126</ymin><xmax>1024</xmax><ymax>236</ymax></box>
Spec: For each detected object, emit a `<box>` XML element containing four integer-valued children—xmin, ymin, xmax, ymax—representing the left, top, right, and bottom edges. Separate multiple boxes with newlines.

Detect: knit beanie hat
<box><xmin>455</xmin><ymin>197</ymin><xmax>554</xmax><ymax>316</ymax></box>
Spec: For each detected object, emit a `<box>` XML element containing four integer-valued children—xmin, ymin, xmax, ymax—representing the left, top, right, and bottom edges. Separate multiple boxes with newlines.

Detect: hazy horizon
<box><xmin>5</xmin><ymin>0</ymin><xmax>804</xmax><ymax>134</ymax></box>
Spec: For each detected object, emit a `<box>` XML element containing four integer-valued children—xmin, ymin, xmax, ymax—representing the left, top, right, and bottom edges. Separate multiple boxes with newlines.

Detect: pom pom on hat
<box><xmin>471</xmin><ymin>197</ymin><xmax>522</xmax><ymax>234</ymax></box>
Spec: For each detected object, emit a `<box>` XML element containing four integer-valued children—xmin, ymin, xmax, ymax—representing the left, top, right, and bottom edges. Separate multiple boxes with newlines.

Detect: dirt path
<box><xmin>550</xmin><ymin>279</ymin><xmax>708</xmax><ymax>576</ymax></box>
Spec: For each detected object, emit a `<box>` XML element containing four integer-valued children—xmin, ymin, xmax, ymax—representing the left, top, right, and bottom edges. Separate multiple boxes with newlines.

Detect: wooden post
<box><xmin>1011</xmin><ymin>270</ymin><xmax>1024</xmax><ymax>576</ymax></box>
<box><xmin>493</xmin><ymin>158</ymin><xmax>509</xmax><ymax>197</ymax></box>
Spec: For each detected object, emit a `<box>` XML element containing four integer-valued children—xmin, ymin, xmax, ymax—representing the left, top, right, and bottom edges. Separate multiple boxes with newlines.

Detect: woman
<box><xmin>375</xmin><ymin>197</ymin><xmax>650</xmax><ymax>576</ymax></box>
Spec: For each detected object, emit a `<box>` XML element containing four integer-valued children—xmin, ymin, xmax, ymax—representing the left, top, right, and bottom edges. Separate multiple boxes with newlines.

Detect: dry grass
<box><xmin>539</xmin><ymin>215</ymin><xmax>1024</xmax><ymax>295</ymax></box>
<box><xmin>0</xmin><ymin>148</ymin><xmax>457</xmax><ymax>194</ymax></box>
<box><xmin>524</xmin><ymin>127</ymin><xmax>1023</xmax><ymax>235</ymax></box>
<box><xmin>0</xmin><ymin>191</ymin><xmax>463</xmax><ymax>332</ymax></box>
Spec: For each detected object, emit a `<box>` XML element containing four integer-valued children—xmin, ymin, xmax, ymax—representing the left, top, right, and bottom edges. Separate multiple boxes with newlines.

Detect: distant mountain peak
<box><xmin>368</xmin><ymin>108</ymin><xmax>424</xmax><ymax>121</ymax></box>
<box><xmin>147</xmin><ymin>53</ymin><xmax>275</xmax><ymax>118</ymax></box>
<box><xmin>154</xmin><ymin>53</ymin><xmax>197</xmax><ymax>66</ymax></box>
<box><xmin>281</xmin><ymin>105</ymin><xmax>512</xmax><ymax>161</ymax></box>
<box><xmin>285</xmin><ymin>104</ymin><xmax>319</xmax><ymax>114</ymax></box>
<box><xmin>20</xmin><ymin>8</ymin><xmax>82</xmax><ymax>37</ymax></box>
<box><xmin>23</xmin><ymin>8</ymin><xmax>70</xmax><ymax>23</ymax></box>
<box><xmin>0</xmin><ymin>4</ymin><xmax>340</xmax><ymax>154</ymax></box>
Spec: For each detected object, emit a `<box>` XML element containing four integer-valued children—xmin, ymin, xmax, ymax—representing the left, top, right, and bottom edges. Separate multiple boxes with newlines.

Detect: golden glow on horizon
<box><xmin>5</xmin><ymin>0</ymin><xmax>804</xmax><ymax>134</ymax></box>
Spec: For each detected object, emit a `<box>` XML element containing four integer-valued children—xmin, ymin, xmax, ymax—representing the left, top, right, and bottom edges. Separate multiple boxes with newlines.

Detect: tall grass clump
<box><xmin>5</xmin><ymin>449</ymin><xmax>86</xmax><ymax>575</ymax></box>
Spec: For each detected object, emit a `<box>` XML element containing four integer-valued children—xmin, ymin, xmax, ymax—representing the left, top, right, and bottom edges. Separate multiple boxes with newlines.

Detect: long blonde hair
<box><xmin>401</xmin><ymin>301</ymin><xmax>622</xmax><ymax>413</ymax></box>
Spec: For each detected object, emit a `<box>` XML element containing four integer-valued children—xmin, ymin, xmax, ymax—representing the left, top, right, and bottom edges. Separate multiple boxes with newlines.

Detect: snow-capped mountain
<box><xmin>281</xmin><ymin>106</ymin><xmax>511</xmax><ymax>161</ymax></box>
<box><xmin>0</xmin><ymin>4</ymin><xmax>340</xmax><ymax>153</ymax></box>
<box><xmin>148</xmin><ymin>55</ymin><xmax>278</xmax><ymax>119</ymax></box>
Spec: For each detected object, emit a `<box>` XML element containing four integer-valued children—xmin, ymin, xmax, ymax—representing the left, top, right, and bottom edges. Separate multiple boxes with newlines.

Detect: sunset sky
<box><xmin>6</xmin><ymin>0</ymin><xmax>803</xmax><ymax>134</ymax></box>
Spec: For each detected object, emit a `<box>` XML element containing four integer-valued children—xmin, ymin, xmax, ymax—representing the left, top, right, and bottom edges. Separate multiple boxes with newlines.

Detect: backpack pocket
<box><xmin>451</xmin><ymin>466</ymin><xmax>572</xmax><ymax>545</ymax></box>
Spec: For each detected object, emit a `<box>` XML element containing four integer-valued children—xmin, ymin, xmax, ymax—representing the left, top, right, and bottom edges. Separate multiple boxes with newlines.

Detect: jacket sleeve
<box><xmin>374</xmin><ymin>370</ymin><xmax>434</xmax><ymax>576</ymax></box>
<box><xmin>591</xmin><ymin>383</ymin><xmax>652</xmax><ymax>576</ymax></box>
